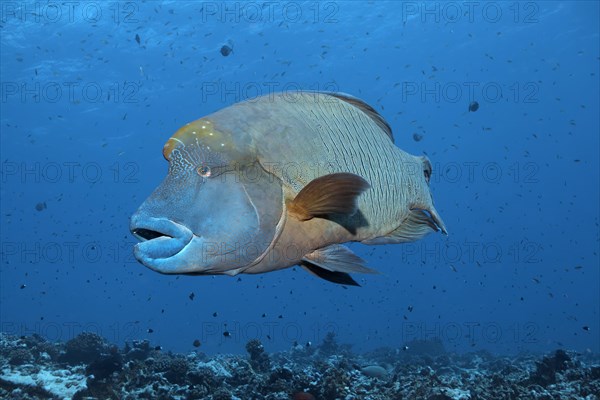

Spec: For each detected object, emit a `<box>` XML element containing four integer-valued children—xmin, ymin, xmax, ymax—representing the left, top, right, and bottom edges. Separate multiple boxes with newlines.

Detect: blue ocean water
<box><xmin>0</xmin><ymin>1</ymin><xmax>598</xmax><ymax>359</ymax></box>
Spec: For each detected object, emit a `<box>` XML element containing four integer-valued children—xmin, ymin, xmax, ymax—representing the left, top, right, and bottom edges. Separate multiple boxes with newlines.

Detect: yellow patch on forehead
<box><xmin>162</xmin><ymin>118</ymin><xmax>233</xmax><ymax>160</ymax></box>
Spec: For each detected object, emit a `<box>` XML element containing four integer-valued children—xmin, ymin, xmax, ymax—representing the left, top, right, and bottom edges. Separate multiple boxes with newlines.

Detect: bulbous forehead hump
<box><xmin>162</xmin><ymin>118</ymin><xmax>236</xmax><ymax>161</ymax></box>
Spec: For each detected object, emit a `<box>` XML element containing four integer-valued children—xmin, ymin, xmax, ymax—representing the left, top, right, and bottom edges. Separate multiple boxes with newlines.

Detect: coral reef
<box><xmin>60</xmin><ymin>332</ymin><xmax>109</xmax><ymax>365</ymax></box>
<box><xmin>318</xmin><ymin>331</ymin><xmax>339</xmax><ymax>357</ymax></box>
<box><xmin>0</xmin><ymin>332</ymin><xmax>598</xmax><ymax>400</ymax></box>
<box><xmin>528</xmin><ymin>349</ymin><xmax>572</xmax><ymax>386</ymax></box>
<box><xmin>245</xmin><ymin>339</ymin><xmax>270</xmax><ymax>373</ymax></box>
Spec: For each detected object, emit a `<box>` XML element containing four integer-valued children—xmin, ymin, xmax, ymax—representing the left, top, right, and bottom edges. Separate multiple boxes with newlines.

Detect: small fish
<box><xmin>220</xmin><ymin>44</ymin><xmax>233</xmax><ymax>57</ymax></box>
<box><xmin>189</xmin><ymin>292</ymin><xmax>195</xmax><ymax>300</ymax></box>
<box><xmin>468</xmin><ymin>101</ymin><xmax>479</xmax><ymax>112</ymax></box>
<box><xmin>147</xmin><ymin>328</ymin><xmax>154</xmax><ymax>333</ymax></box>
<box><xmin>135</xmin><ymin>34</ymin><xmax>141</xmax><ymax>45</ymax></box>
<box><xmin>192</xmin><ymin>339</ymin><xmax>201</xmax><ymax>347</ymax></box>
<box><xmin>223</xmin><ymin>331</ymin><xmax>231</xmax><ymax>337</ymax></box>
<box><xmin>131</xmin><ymin>92</ymin><xmax>447</xmax><ymax>286</ymax></box>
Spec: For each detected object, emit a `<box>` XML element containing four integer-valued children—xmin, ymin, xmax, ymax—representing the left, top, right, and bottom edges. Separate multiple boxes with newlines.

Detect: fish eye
<box><xmin>197</xmin><ymin>165</ymin><xmax>211</xmax><ymax>177</ymax></box>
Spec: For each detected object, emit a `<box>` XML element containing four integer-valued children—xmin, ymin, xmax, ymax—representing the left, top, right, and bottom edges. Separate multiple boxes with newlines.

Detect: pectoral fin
<box><xmin>287</xmin><ymin>173</ymin><xmax>370</xmax><ymax>221</ymax></box>
<box><xmin>362</xmin><ymin>208</ymin><xmax>446</xmax><ymax>245</ymax></box>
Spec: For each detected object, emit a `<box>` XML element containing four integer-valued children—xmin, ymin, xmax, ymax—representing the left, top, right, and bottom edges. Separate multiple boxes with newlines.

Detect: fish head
<box><xmin>130</xmin><ymin>118</ymin><xmax>283</xmax><ymax>275</ymax></box>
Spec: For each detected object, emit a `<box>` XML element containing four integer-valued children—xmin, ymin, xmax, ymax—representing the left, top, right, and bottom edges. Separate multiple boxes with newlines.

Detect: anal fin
<box><xmin>302</xmin><ymin>244</ymin><xmax>378</xmax><ymax>275</ymax></box>
<box><xmin>301</xmin><ymin>262</ymin><xmax>361</xmax><ymax>286</ymax></box>
<box><xmin>300</xmin><ymin>244</ymin><xmax>378</xmax><ymax>286</ymax></box>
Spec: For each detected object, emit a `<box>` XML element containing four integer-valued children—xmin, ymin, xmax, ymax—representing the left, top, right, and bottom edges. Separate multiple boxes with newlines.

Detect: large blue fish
<box><xmin>131</xmin><ymin>92</ymin><xmax>447</xmax><ymax>285</ymax></box>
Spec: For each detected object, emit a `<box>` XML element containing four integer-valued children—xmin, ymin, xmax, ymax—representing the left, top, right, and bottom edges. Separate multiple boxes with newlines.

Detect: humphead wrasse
<box><xmin>130</xmin><ymin>92</ymin><xmax>447</xmax><ymax>286</ymax></box>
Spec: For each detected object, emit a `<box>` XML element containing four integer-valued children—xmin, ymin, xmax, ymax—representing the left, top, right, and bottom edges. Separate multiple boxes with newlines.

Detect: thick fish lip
<box><xmin>130</xmin><ymin>217</ymin><xmax>193</xmax><ymax>261</ymax></box>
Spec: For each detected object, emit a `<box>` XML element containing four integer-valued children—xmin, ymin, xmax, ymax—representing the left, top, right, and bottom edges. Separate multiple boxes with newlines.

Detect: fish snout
<box><xmin>130</xmin><ymin>215</ymin><xmax>194</xmax><ymax>270</ymax></box>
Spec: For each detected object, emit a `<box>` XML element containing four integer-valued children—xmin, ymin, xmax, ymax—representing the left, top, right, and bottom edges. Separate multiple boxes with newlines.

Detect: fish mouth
<box><xmin>130</xmin><ymin>216</ymin><xmax>193</xmax><ymax>263</ymax></box>
<box><xmin>133</xmin><ymin>228</ymin><xmax>170</xmax><ymax>241</ymax></box>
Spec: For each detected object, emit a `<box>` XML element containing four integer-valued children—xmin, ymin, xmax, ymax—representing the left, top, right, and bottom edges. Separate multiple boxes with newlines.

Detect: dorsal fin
<box><xmin>325</xmin><ymin>92</ymin><xmax>394</xmax><ymax>143</ymax></box>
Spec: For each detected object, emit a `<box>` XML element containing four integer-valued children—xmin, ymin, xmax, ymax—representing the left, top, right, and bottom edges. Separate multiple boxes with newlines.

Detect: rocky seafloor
<box><xmin>0</xmin><ymin>332</ymin><xmax>598</xmax><ymax>400</ymax></box>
